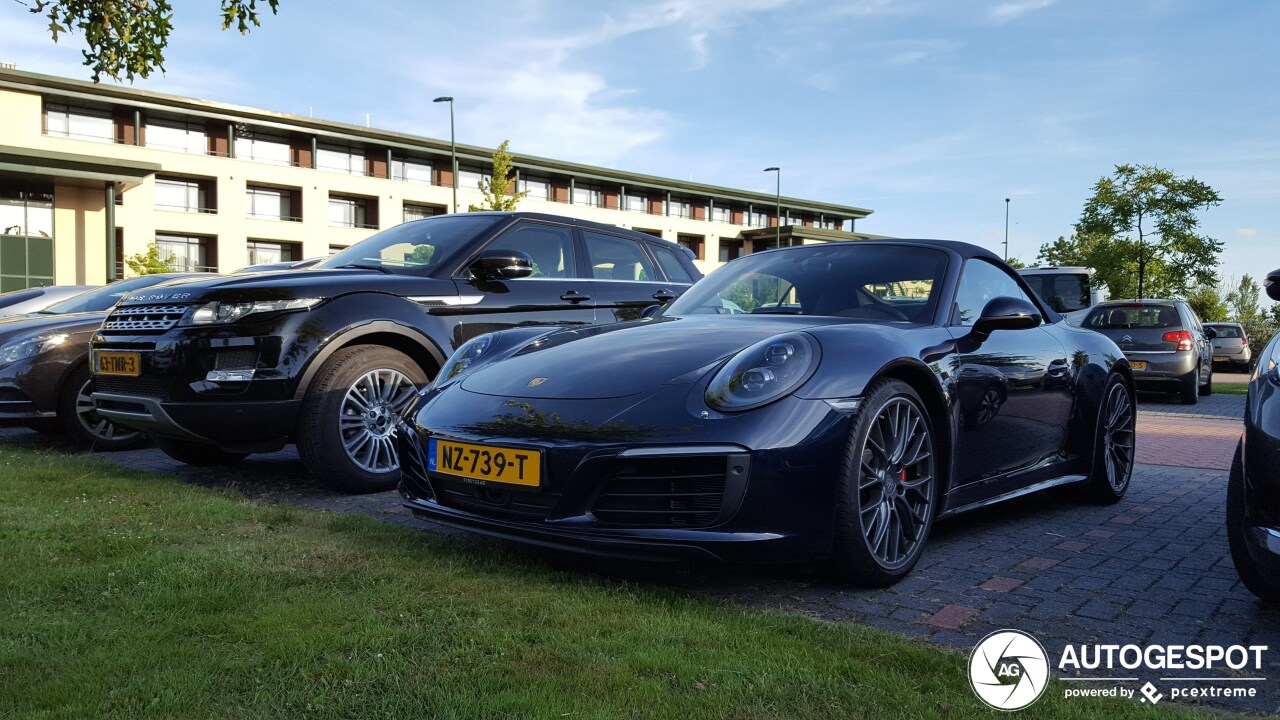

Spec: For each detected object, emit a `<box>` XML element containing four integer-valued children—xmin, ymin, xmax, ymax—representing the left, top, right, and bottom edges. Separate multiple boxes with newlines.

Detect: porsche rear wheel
<box><xmin>1227</xmin><ymin>442</ymin><xmax>1280</xmax><ymax>604</ymax></box>
<box><xmin>1086</xmin><ymin>373</ymin><xmax>1134</xmax><ymax>503</ymax></box>
<box><xmin>830</xmin><ymin>378</ymin><xmax>937</xmax><ymax>587</ymax></box>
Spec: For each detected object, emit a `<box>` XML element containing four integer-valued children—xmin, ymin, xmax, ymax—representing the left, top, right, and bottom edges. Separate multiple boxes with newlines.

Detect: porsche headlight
<box><xmin>705</xmin><ymin>333</ymin><xmax>820</xmax><ymax>412</ymax></box>
<box><xmin>0</xmin><ymin>332</ymin><xmax>69</xmax><ymax>366</ymax></box>
<box><xmin>185</xmin><ymin>298</ymin><xmax>323</xmax><ymax>325</ymax></box>
<box><xmin>438</xmin><ymin>334</ymin><xmax>495</xmax><ymax>385</ymax></box>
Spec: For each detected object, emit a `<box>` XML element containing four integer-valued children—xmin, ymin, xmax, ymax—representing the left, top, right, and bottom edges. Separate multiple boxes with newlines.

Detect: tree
<box><xmin>1004</xmin><ymin>256</ymin><xmax>1027</xmax><ymax>269</ymax></box>
<box><xmin>1036</xmin><ymin>231</ymin><xmax>1174</xmax><ymax>300</ymax></box>
<box><xmin>1226</xmin><ymin>274</ymin><xmax>1262</xmax><ymax>323</ymax></box>
<box><xmin>124</xmin><ymin>243</ymin><xmax>176</xmax><ymax>275</ymax></box>
<box><xmin>23</xmin><ymin>0</ymin><xmax>279</xmax><ymax>82</ymax></box>
<box><xmin>467</xmin><ymin>140</ymin><xmax>528</xmax><ymax>212</ymax></box>
<box><xmin>1074</xmin><ymin>164</ymin><xmax>1223</xmax><ymax>300</ymax></box>
<box><xmin>1186</xmin><ymin>283</ymin><xmax>1228</xmax><ymax>322</ymax></box>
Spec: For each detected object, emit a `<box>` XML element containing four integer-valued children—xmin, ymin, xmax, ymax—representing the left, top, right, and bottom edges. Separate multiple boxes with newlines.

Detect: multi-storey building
<box><xmin>0</xmin><ymin>67</ymin><xmax>874</xmax><ymax>290</ymax></box>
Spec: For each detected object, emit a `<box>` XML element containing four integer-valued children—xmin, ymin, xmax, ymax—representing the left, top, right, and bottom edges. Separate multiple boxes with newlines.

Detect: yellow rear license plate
<box><xmin>1130</xmin><ymin>361</ymin><xmax>1148</xmax><ymax>371</ymax></box>
<box><xmin>428</xmin><ymin>438</ymin><xmax>541</xmax><ymax>487</ymax></box>
<box><xmin>93</xmin><ymin>350</ymin><xmax>140</xmax><ymax>377</ymax></box>
<box><xmin>1214</xmin><ymin>356</ymin><xmax>1229</xmax><ymax>362</ymax></box>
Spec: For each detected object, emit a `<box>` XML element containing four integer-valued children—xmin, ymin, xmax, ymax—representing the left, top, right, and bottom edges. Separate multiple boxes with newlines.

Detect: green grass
<box><xmin>1213</xmin><ymin>382</ymin><xmax>1249</xmax><ymax>395</ymax></box>
<box><xmin>0</xmin><ymin>446</ymin><xmax>1215</xmax><ymax>719</ymax></box>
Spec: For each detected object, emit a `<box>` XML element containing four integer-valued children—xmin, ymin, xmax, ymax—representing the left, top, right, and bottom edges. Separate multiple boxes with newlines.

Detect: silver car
<box><xmin>1080</xmin><ymin>300</ymin><xmax>1214</xmax><ymax>404</ymax></box>
<box><xmin>1205</xmin><ymin>322</ymin><xmax>1253</xmax><ymax>371</ymax></box>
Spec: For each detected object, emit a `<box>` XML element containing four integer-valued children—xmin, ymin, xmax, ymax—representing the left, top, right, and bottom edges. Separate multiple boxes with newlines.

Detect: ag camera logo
<box><xmin>970</xmin><ymin>630</ymin><xmax>1050</xmax><ymax>711</ymax></box>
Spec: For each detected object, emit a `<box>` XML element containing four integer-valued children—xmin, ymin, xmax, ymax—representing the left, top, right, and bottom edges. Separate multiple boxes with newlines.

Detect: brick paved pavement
<box><xmin>1137</xmin><ymin>389</ymin><xmax>1246</xmax><ymax>420</ymax></box>
<box><xmin>2</xmin><ymin>402</ymin><xmax>1276</xmax><ymax>713</ymax></box>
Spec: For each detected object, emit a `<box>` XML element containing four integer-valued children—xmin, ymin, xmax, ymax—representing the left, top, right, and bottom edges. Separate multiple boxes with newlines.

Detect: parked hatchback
<box><xmin>1205</xmin><ymin>322</ymin><xmax>1253</xmax><ymax>372</ymax></box>
<box><xmin>1079</xmin><ymin>300</ymin><xmax>1214</xmax><ymax>404</ymax></box>
<box><xmin>90</xmin><ymin>212</ymin><xmax>701</xmax><ymax>492</ymax></box>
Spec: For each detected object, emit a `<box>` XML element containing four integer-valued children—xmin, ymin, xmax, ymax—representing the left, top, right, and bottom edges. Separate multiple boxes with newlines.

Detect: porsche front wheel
<box><xmin>830</xmin><ymin>379</ymin><xmax>937</xmax><ymax>587</ymax></box>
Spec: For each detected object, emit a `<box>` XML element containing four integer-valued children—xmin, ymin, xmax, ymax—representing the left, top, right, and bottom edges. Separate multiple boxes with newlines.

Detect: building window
<box><xmin>316</xmin><ymin>145</ymin><xmax>365</xmax><ymax>175</ymax></box>
<box><xmin>328</xmin><ymin>244</ymin><xmax>347</xmax><ymax>256</ymax></box>
<box><xmin>457</xmin><ymin>167</ymin><xmax>490</xmax><ymax>192</ymax></box>
<box><xmin>234</xmin><ymin>133</ymin><xmax>291</xmax><ymax>165</ymax></box>
<box><xmin>147</xmin><ymin>119</ymin><xmax>206</xmax><ymax>154</ymax></box>
<box><xmin>329</xmin><ymin>195</ymin><xmax>373</xmax><ymax>228</ymax></box>
<box><xmin>518</xmin><ymin>176</ymin><xmax>550</xmax><ymax>201</ymax></box>
<box><xmin>819</xmin><ymin>217</ymin><xmax>839</xmax><ymax>230</ymax></box>
<box><xmin>245</xmin><ymin>186</ymin><xmax>297</xmax><ymax>221</ymax></box>
<box><xmin>155</xmin><ymin>234</ymin><xmax>213</xmax><ymax>272</ymax></box>
<box><xmin>44</xmin><ymin>103</ymin><xmax>113</xmax><ymax>143</ymax></box>
<box><xmin>668</xmin><ymin>198</ymin><xmax>693</xmax><ymax>219</ymax></box>
<box><xmin>246</xmin><ymin>240</ymin><xmax>297</xmax><ymax>266</ymax></box>
<box><xmin>403</xmin><ymin>203</ymin><xmax>437</xmax><ymax>223</ymax></box>
<box><xmin>676</xmin><ymin>234</ymin><xmax>704</xmax><ymax>260</ymax></box>
<box><xmin>623</xmin><ymin>193</ymin><xmax>646</xmax><ymax>213</ymax></box>
<box><xmin>572</xmin><ymin>183</ymin><xmax>602</xmax><ymax>208</ymax></box>
<box><xmin>711</xmin><ymin>206</ymin><xmax>731</xmax><ymax>224</ymax></box>
<box><xmin>391</xmin><ymin>157</ymin><xmax>433</xmax><ymax>184</ymax></box>
<box><xmin>154</xmin><ymin>178</ymin><xmax>212</xmax><ymax>214</ymax></box>
<box><xmin>719</xmin><ymin>239</ymin><xmax>743</xmax><ymax>263</ymax></box>
<box><xmin>747</xmin><ymin>210</ymin><xmax>771</xmax><ymax>228</ymax></box>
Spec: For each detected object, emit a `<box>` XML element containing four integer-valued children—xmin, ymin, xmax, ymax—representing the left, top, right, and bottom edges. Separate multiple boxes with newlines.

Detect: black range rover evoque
<box><xmin>90</xmin><ymin>212</ymin><xmax>701</xmax><ymax>492</ymax></box>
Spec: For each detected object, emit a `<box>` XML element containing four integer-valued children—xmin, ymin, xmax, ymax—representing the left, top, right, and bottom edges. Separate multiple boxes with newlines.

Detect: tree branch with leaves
<box><xmin>468</xmin><ymin>140</ymin><xmax>528</xmax><ymax>212</ymax></box>
<box><xmin>21</xmin><ymin>0</ymin><xmax>279</xmax><ymax>82</ymax></box>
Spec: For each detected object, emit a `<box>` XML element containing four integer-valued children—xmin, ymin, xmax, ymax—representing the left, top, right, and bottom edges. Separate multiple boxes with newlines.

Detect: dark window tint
<box><xmin>1083</xmin><ymin>304</ymin><xmax>1180</xmax><ymax>329</ymax></box>
<box><xmin>489</xmin><ymin>222</ymin><xmax>575</xmax><ymax>278</ymax></box>
<box><xmin>953</xmin><ymin>259</ymin><xmax>1036</xmax><ymax>326</ymax></box>
<box><xmin>583</xmin><ymin>230</ymin><xmax>656</xmax><ymax>281</ymax></box>
<box><xmin>1022</xmin><ymin>272</ymin><xmax>1090</xmax><ymax>312</ymax></box>
<box><xmin>321</xmin><ymin>214</ymin><xmax>501</xmax><ymax>274</ymax></box>
<box><xmin>651</xmin><ymin>244</ymin><xmax>693</xmax><ymax>283</ymax></box>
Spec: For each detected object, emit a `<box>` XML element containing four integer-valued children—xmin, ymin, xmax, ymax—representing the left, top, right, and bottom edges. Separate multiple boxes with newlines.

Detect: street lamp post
<box><xmin>1003</xmin><ymin>197</ymin><xmax>1011</xmax><ymax>262</ymax></box>
<box><xmin>434</xmin><ymin>96</ymin><xmax>456</xmax><ymax>213</ymax></box>
<box><xmin>764</xmin><ymin>167</ymin><xmax>781</xmax><ymax>247</ymax></box>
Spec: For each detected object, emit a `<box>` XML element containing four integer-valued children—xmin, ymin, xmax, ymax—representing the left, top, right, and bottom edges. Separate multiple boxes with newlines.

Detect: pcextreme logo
<box><xmin>969</xmin><ymin>630</ymin><xmax>1050</xmax><ymax>711</ymax></box>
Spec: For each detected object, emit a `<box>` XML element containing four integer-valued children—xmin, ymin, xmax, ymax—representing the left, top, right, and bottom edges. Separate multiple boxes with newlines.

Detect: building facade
<box><xmin>0</xmin><ymin>68</ymin><xmax>874</xmax><ymax>289</ymax></box>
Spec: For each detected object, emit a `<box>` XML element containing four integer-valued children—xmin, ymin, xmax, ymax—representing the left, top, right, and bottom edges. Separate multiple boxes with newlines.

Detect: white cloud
<box><xmin>1238</xmin><ymin>227</ymin><xmax>1259</xmax><ymax>237</ymax></box>
<box><xmin>989</xmin><ymin>0</ymin><xmax>1055</xmax><ymax>24</ymax></box>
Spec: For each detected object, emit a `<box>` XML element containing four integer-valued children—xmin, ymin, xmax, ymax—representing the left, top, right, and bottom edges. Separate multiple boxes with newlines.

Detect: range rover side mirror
<box><xmin>471</xmin><ymin>249</ymin><xmax>534</xmax><ymax>280</ymax></box>
<box><xmin>1266</xmin><ymin>269</ymin><xmax>1280</xmax><ymax>302</ymax></box>
<box><xmin>972</xmin><ymin>296</ymin><xmax>1042</xmax><ymax>338</ymax></box>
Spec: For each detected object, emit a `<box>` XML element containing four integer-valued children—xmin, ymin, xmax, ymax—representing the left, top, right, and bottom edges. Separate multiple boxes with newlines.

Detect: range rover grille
<box><xmin>102</xmin><ymin>304</ymin><xmax>188</xmax><ymax>333</ymax></box>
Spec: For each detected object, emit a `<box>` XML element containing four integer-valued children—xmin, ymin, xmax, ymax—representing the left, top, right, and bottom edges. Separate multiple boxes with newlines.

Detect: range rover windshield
<box><xmin>321</xmin><ymin>215</ymin><xmax>503</xmax><ymax>274</ymax></box>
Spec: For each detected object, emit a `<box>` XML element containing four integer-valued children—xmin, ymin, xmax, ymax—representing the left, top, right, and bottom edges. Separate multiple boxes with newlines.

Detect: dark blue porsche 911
<box><xmin>398</xmin><ymin>239</ymin><xmax>1136</xmax><ymax>586</ymax></box>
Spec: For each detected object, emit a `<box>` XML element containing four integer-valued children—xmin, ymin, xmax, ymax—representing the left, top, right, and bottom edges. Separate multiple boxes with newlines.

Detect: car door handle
<box><xmin>560</xmin><ymin>291</ymin><xmax>591</xmax><ymax>304</ymax></box>
<box><xmin>1047</xmin><ymin>359</ymin><xmax>1070</xmax><ymax>377</ymax></box>
<box><xmin>652</xmin><ymin>289</ymin><xmax>676</xmax><ymax>302</ymax></box>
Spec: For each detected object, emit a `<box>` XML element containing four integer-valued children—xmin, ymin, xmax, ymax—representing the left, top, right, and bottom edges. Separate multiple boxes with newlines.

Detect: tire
<box><xmin>154</xmin><ymin>436</ymin><xmax>248</xmax><ymax>466</ymax></box>
<box><xmin>1180</xmin><ymin>367</ymin><xmax>1199</xmax><ymax>405</ymax></box>
<box><xmin>828</xmin><ymin>378</ymin><xmax>937</xmax><ymax>587</ymax></box>
<box><xmin>58</xmin><ymin>365</ymin><xmax>146</xmax><ymax>451</ymax></box>
<box><xmin>295</xmin><ymin>346</ymin><xmax>429</xmax><ymax>494</ymax></box>
<box><xmin>1086</xmin><ymin>373</ymin><xmax>1135</xmax><ymax>504</ymax></box>
<box><xmin>1199</xmin><ymin>364</ymin><xmax>1213</xmax><ymax>397</ymax></box>
<box><xmin>1226</xmin><ymin>442</ymin><xmax>1280</xmax><ymax>604</ymax></box>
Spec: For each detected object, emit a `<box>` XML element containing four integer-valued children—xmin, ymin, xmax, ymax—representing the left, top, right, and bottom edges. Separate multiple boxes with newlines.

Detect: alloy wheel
<box><xmin>976</xmin><ymin>387</ymin><xmax>1002</xmax><ymax>425</ymax></box>
<box><xmin>857</xmin><ymin>397</ymin><xmax>935</xmax><ymax>569</ymax></box>
<box><xmin>1101</xmin><ymin>382</ymin><xmax>1135</xmax><ymax>491</ymax></box>
<box><xmin>74</xmin><ymin>379</ymin><xmax>141</xmax><ymax>444</ymax></box>
<box><xmin>338</xmin><ymin>368</ymin><xmax>416</xmax><ymax>473</ymax></box>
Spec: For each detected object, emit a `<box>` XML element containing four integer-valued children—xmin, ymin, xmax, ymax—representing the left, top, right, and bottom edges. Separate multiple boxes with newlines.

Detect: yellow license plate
<box><xmin>1214</xmin><ymin>356</ymin><xmax>1229</xmax><ymax>362</ymax></box>
<box><xmin>94</xmin><ymin>350</ymin><xmax>140</xmax><ymax>377</ymax></box>
<box><xmin>1130</xmin><ymin>361</ymin><xmax>1148</xmax><ymax>371</ymax></box>
<box><xmin>428</xmin><ymin>438</ymin><xmax>541</xmax><ymax>487</ymax></box>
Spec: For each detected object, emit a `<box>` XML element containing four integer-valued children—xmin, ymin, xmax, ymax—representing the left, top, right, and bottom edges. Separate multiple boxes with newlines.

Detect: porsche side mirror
<box><xmin>471</xmin><ymin>250</ymin><xmax>533</xmax><ymax>280</ymax></box>
<box><xmin>1266</xmin><ymin>269</ymin><xmax>1280</xmax><ymax>302</ymax></box>
<box><xmin>972</xmin><ymin>296</ymin><xmax>1042</xmax><ymax>337</ymax></box>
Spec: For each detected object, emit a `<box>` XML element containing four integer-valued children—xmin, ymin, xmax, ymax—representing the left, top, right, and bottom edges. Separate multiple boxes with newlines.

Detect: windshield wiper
<box><xmin>334</xmin><ymin>263</ymin><xmax>394</xmax><ymax>275</ymax></box>
<box><xmin>751</xmin><ymin>307</ymin><xmax>804</xmax><ymax>315</ymax></box>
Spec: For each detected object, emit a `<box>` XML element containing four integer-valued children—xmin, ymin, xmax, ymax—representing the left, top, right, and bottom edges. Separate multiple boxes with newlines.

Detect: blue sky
<box><xmin>3</xmin><ymin>0</ymin><xmax>1277</xmax><ymax>292</ymax></box>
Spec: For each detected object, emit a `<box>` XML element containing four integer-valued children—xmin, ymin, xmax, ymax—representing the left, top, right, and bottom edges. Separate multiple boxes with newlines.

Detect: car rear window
<box><xmin>1209</xmin><ymin>325</ymin><xmax>1242</xmax><ymax>338</ymax></box>
<box><xmin>1083</xmin><ymin>305</ymin><xmax>1180</xmax><ymax>329</ymax></box>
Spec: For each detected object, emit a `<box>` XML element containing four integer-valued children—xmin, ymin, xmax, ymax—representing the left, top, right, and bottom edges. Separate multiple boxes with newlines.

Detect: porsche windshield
<box><xmin>666</xmin><ymin>244</ymin><xmax>948</xmax><ymax>323</ymax></box>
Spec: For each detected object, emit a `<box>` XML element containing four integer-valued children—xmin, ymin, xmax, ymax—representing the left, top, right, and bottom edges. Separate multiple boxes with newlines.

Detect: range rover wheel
<box><xmin>1086</xmin><ymin>373</ymin><xmax>1134</xmax><ymax>503</ymax></box>
<box><xmin>1226</xmin><ymin>442</ymin><xmax>1280</xmax><ymax>604</ymax></box>
<box><xmin>58</xmin><ymin>365</ymin><xmax>146</xmax><ymax>451</ymax></box>
<box><xmin>154</xmin><ymin>437</ymin><xmax>247</xmax><ymax>466</ymax></box>
<box><xmin>296</xmin><ymin>345</ymin><xmax>428</xmax><ymax>494</ymax></box>
<box><xmin>829</xmin><ymin>378</ymin><xmax>937</xmax><ymax>587</ymax></box>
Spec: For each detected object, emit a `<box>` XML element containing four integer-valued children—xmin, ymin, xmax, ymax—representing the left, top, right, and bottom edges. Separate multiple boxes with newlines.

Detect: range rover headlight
<box><xmin>0</xmin><ymin>332</ymin><xmax>69</xmax><ymax>366</ymax></box>
<box><xmin>705</xmin><ymin>332</ymin><xmax>820</xmax><ymax>412</ymax></box>
<box><xmin>437</xmin><ymin>334</ymin><xmax>495</xmax><ymax>386</ymax></box>
<box><xmin>186</xmin><ymin>298</ymin><xmax>323</xmax><ymax>325</ymax></box>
